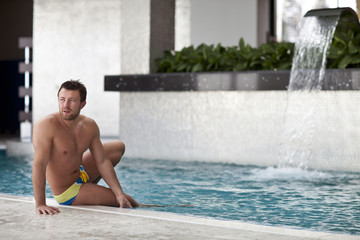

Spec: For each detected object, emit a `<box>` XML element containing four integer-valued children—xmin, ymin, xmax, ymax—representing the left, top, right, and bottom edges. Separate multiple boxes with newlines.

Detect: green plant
<box><xmin>327</xmin><ymin>11</ymin><xmax>360</xmax><ymax>69</ymax></box>
<box><xmin>155</xmin><ymin>26</ymin><xmax>360</xmax><ymax>73</ymax></box>
<box><xmin>257</xmin><ymin>41</ymin><xmax>295</xmax><ymax>70</ymax></box>
<box><xmin>327</xmin><ymin>28</ymin><xmax>360</xmax><ymax>69</ymax></box>
<box><xmin>155</xmin><ymin>38</ymin><xmax>295</xmax><ymax>73</ymax></box>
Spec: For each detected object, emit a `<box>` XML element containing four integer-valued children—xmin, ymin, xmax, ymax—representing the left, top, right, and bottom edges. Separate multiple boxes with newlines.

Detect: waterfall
<box><xmin>279</xmin><ymin>15</ymin><xmax>339</xmax><ymax>169</ymax></box>
<box><xmin>288</xmin><ymin>16</ymin><xmax>340</xmax><ymax>91</ymax></box>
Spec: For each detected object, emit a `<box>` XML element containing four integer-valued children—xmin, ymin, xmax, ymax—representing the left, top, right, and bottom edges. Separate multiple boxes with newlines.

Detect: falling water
<box><xmin>289</xmin><ymin>16</ymin><xmax>339</xmax><ymax>91</ymax></box>
<box><xmin>279</xmin><ymin>15</ymin><xmax>339</xmax><ymax>168</ymax></box>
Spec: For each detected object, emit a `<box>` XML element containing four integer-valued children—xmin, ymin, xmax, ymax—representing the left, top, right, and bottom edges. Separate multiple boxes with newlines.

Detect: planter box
<box><xmin>105</xmin><ymin>71</ymin><xmax>290</xmax><ymax>91</ymax></box>
<box><xmin>105</xmin><ymin>69</ymin><xmax>360</xmax><ymax>92</ymax></box>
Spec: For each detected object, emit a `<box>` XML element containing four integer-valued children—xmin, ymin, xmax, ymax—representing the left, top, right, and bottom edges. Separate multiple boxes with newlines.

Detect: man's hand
<box><xmin>116</xmin><ymin>194</ymin><xmax>133</xmax><ymax>208</ymax></box>
<box><xmin>36</xmin><ymin>205</ymin><xmax>60</xmax><ymax>215</ymax></box>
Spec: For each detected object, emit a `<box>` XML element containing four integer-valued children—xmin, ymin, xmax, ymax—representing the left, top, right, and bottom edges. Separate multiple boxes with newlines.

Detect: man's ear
<box><xmin>81</xmin><ymin>101</ymin><xmax>86</xmax><ymax>109</ymax></box>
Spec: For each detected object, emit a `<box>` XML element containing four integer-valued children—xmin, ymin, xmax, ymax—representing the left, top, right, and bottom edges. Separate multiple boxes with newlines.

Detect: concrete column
<box><xmin>175</xmin><ymin>0</ymin><xmax>191</xmax><ymax>51</ymax></box>
<box><xmin>120</xmin><ymin>0</ymin><xmax>150</xmax><ymax>74</ymax></box>
<box><xmin>121</xmin><ymin>0</ymin><xmax>175</xmax><ymax>74</ymax></box>
<box><xmin>257</xmin><ymin>0</ymin><xmax>276</xmax><ymax>45</ymax></box>
<box><xmin>150</xmin><ymin>0</ymin><xmax>175</xmax><ymax>73</ymax></box>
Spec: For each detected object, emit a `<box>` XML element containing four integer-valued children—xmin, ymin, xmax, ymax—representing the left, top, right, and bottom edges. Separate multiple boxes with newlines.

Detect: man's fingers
<box><xmin>47</xmin><ymin>208</ymin><xmax>59</xmax><ymax>215</ymax></box>
<box><xmin>124</xmin><ymin>199</ymin><xmax>132</xmax><ymax>208</ymax></box>
<box><xmin>119</xmin><ymin>200</ymin><xmax>132</xmax><ymax>208</ymax></box>
<box><xmin>117</xmin><ymin>195</ymin><xmax>134</xmax><ymax>208</ymax></box>
<box><xmin>36</xmin><ymin>206</ymin><xmax>60</xmax><ymax>215</ymax></box>
<box><xmin>44</xmin><ymin>209</ymin><xmax>57</xmax><ymax>215</ymax></box>
<box><xmin>50</xmin><ymin>207</ymin><xmax>60</xmax><ymax>213</ymax></box>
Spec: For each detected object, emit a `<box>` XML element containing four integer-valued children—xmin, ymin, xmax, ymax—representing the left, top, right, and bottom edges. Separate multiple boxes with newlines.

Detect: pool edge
<box><xmin>0</xmin><ymin>193</ymin><xmax>358</xmax><ymax>240</ymax></box>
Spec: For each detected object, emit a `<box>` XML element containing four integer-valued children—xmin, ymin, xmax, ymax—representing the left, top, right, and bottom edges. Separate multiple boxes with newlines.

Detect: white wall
<box><xmin>120</xmin><ymin>0</ymin><xmax>150</xmax><ymax>74</ymax></box>
<box><xmin>190</xmin><ymin>0</ymin><xmax>257</xmax><ymax>47</ymax></box>
<box><xmin>33</xmin><ymin>0</ymin><xmax>179</xmax><ymax>137</ymax></box>
<box><xmin>33</xmin><ymin>0</ymin><xmax>122</xmax><ymax>137</ymax></box>
<box><xmin>175</xmin><ymin>0</ymin><xmax>191</xmax><ymax>50</ymax></box>
<box><xmin>32</xmin><ymin>0</ymin><xmax>258</xmax><ymax>137</ymax></box>
<box><xmin>119</xmin><ymin>91</ymin><xmax>360</xmax><ymax>172</ymax></box>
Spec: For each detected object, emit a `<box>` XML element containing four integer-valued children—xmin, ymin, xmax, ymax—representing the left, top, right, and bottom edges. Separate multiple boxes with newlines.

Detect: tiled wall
<box><xmin>119</xmin><ymin>90</ymin><xmax>360</xmax><ymax>172</ymax></box>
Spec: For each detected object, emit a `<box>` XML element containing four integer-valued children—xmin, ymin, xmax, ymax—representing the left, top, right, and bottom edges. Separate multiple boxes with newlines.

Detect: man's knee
<box><xmin>115</xmin><ymin>140</ymin><xmax>125</xmax><ymax>156</ymax></box>
<box><xmin>111</xmin><ymin>140</ymin><xmax>125</xmax><ymax>165</ymax></box>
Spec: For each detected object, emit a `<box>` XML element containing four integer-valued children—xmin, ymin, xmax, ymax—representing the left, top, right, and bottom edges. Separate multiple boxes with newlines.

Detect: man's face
<box><xmin>58</xmin><ymin>88</ymin><xmax>85</xmax><ymax>121</ymax></box>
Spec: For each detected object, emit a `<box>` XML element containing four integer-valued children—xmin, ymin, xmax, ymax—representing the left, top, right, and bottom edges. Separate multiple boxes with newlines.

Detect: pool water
<box><xmin>1</xmin><ymin>151</ymin><xmax>359</xmax><ymax>235</ymax></box>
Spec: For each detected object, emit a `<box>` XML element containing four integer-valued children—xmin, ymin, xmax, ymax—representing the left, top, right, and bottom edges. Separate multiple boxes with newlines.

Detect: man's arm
<box><xmin>32</xmin><ymin>118</ymin><xmax>60</xmax><ymax>215</ymax></box>
<box><xmin>88</xmin><ymin>122</ymin><xmax>132</xmax><ymax>208</ymax></box>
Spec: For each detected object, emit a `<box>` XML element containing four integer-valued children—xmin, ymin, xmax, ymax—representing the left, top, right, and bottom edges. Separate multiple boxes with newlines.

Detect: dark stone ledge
<box><xmin>104</xmin><ymin>69</ymin><xmax>360</xmax><ymax>92</ymax></box>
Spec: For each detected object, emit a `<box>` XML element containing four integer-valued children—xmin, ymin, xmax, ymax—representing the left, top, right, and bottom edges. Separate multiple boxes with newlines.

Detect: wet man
<box><xmin>32</xmin><ymin>80</ymin><xmax>138</xmax><ymax>215</ymax></box>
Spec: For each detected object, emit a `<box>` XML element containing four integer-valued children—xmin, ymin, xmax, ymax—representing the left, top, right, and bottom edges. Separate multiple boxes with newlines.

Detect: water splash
<box><xmin>279</xmin><ymin>15</ymin><xmax>339</xmax><ymax>169</ymax></box>
<box><xmin>248</xmin><ymin>167</ymin><xmax>331</xmax><ymax>181</ymax></box>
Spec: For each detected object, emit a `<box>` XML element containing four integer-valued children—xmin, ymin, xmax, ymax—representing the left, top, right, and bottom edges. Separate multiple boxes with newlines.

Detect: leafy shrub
<box><xmin>156</xmin><ymin>27</ymin><xmax>360</xmax><ymax>73</ymax></box>
<box><xmin>155</xmin><ymin>38</ymin><xmax>295</xmax><ymax>73</ymax></box>
<box><xmin>327</xmin><ymin>11</ymin><xmax>360</xmax><ymax>69</ymax></box>
<box><xmin>327</xmin><ymin>29</ymin><xmax>360</xmax><ymax>69</ymax></box>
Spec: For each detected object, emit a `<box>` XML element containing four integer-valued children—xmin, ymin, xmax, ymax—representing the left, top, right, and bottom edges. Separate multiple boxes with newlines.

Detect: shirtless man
<box><xmin>32</xmin><ymin>80</ymin><xmax>138</xmax><ymax>215</ymax></box>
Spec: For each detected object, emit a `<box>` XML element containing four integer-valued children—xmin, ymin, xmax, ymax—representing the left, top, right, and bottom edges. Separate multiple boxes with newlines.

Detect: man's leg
<box><xmin>77</xmin><ymin>140</ymin><xmax>139</xmax><ymax>207</ymax></box>
<box><xmin>82</xmin><ymin>140</ymin><xmax>125</xmax><ymax>183</ymax></box>
<box><xmin>71</xmin><ymin>182</ymin><xmax>138</xmax><ymax>207</ymax></box>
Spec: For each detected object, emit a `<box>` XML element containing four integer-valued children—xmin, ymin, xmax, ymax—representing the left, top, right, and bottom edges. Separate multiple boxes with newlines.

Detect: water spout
<box><xmin>279</xmin><ymin>8</ymin><xmax>360</xmax><ymax>169</ymax></box>
<box><xmin>289</xmin><ymin>7</ymin><xmax>360</xmax><ymax>91</ymax></box>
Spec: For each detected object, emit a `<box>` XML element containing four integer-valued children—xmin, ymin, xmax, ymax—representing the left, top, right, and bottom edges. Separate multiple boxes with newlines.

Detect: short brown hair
<box><xmin>57</xmin><ymin>80</ymin><xmax>87</xmax><ymax>102</ymax></box>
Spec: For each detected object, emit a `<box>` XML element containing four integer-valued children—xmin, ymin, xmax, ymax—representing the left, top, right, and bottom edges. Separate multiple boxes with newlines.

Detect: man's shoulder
<box><xmin>33</xmin><ymin>113</ymin><xmax>60</xmax><ymax>140</ymax></box>
<box><xmin>35</xmin><ymin>113</ymin><xmax>60</xmax><ymax>128</ymax></box>
<box><xmin>79</xmin><ymin>115</ymin><xmax>99</xmax><ymax>133</ymax></box>
<box><xmin>80</xmin><ymin>115</ymin><xmax>96</xmax><ymax>125</ymax></box>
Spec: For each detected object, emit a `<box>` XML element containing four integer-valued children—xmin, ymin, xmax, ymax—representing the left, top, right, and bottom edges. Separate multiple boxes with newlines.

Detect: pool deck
<box><xmin>0</xmin><ymin>194</ymin><xmax>359</xmax><ymax>240</ymax></box>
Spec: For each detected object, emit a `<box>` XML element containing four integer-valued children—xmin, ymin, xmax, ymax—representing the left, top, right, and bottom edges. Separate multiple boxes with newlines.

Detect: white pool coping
<box><xmin>0</xmin><ymin>194</ymin><xmax>358</xmax><ymax>240</ymax></box>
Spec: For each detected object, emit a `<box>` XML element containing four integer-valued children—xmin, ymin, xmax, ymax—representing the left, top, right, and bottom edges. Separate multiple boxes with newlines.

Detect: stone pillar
<box><xmin>120</xmin><ymin>0</ymin><xmax>150</xmax><ymax>74</ymax></box>
<box><xmin>121</xmin><ymin>0</ymin><xmax>175</xmax><ymax>74</ymax></box>
<box><xmin>175</xmin><ymin>0</ymin><xmax>191</xmax><ymax>51</ymax></box>
<box><xmin>150</xmin><ymin>0</ymin><xmax>175</xmax><ymax>73</ymax></box>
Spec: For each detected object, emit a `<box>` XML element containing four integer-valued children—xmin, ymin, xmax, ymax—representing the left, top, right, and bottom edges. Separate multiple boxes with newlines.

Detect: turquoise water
<box><xmin>1</xmin><ymin>151</ymin><xmax>359</xmax><ymax>235</ymax></box>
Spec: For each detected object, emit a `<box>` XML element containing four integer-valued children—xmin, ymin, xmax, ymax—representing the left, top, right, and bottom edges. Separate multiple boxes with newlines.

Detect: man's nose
<box><xmin>64</xmin><ymin>100</ymin><xmax>70</xmax><ymax>107</ymax></box>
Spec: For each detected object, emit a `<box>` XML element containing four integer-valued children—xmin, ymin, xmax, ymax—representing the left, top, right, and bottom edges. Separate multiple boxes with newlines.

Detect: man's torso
<box><xmin>45</xmin><ymin>113</ymin><xmax>95</xmax><ymax>195</ymax></box>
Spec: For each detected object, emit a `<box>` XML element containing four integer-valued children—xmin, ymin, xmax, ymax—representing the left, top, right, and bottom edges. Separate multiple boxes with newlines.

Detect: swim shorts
<box><xmin>53</xmin><ymin>165</ymin><xmax>90</xmax><ymax>205</ymax></box>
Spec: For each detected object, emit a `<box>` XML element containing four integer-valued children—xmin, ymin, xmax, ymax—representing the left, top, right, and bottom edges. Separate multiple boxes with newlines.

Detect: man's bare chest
<box><xmin>52</xmin><ymin>128</ymin><xmax>92</xmax><ymax>157</ymax></box>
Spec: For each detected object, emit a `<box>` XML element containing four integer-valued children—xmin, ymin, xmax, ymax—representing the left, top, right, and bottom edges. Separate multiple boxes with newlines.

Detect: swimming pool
<box><xmin>1</xmin><ymin>150</ymin><xmax>359</xmax><ymax>235</ymax></box>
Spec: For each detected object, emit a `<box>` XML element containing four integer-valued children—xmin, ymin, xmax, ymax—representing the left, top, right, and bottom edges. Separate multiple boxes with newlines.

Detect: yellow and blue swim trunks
<box><xmin>54</xmin><ymin>165</ymin><xmax>89</xmax><ymax>205</ymax></box>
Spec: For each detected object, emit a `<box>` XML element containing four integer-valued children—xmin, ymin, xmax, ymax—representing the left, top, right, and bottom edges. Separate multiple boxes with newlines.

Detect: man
<box><xmin>32</xmin><ymin>80</ymin><xmax>138</xmax><ymax>215</ymax></box>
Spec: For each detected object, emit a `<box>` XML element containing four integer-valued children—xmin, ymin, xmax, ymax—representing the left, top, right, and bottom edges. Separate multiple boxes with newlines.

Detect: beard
<box><xmin>60</xmin><ymin>108</ymin><xmax>80</xmax><ymax>120</ymax></box>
